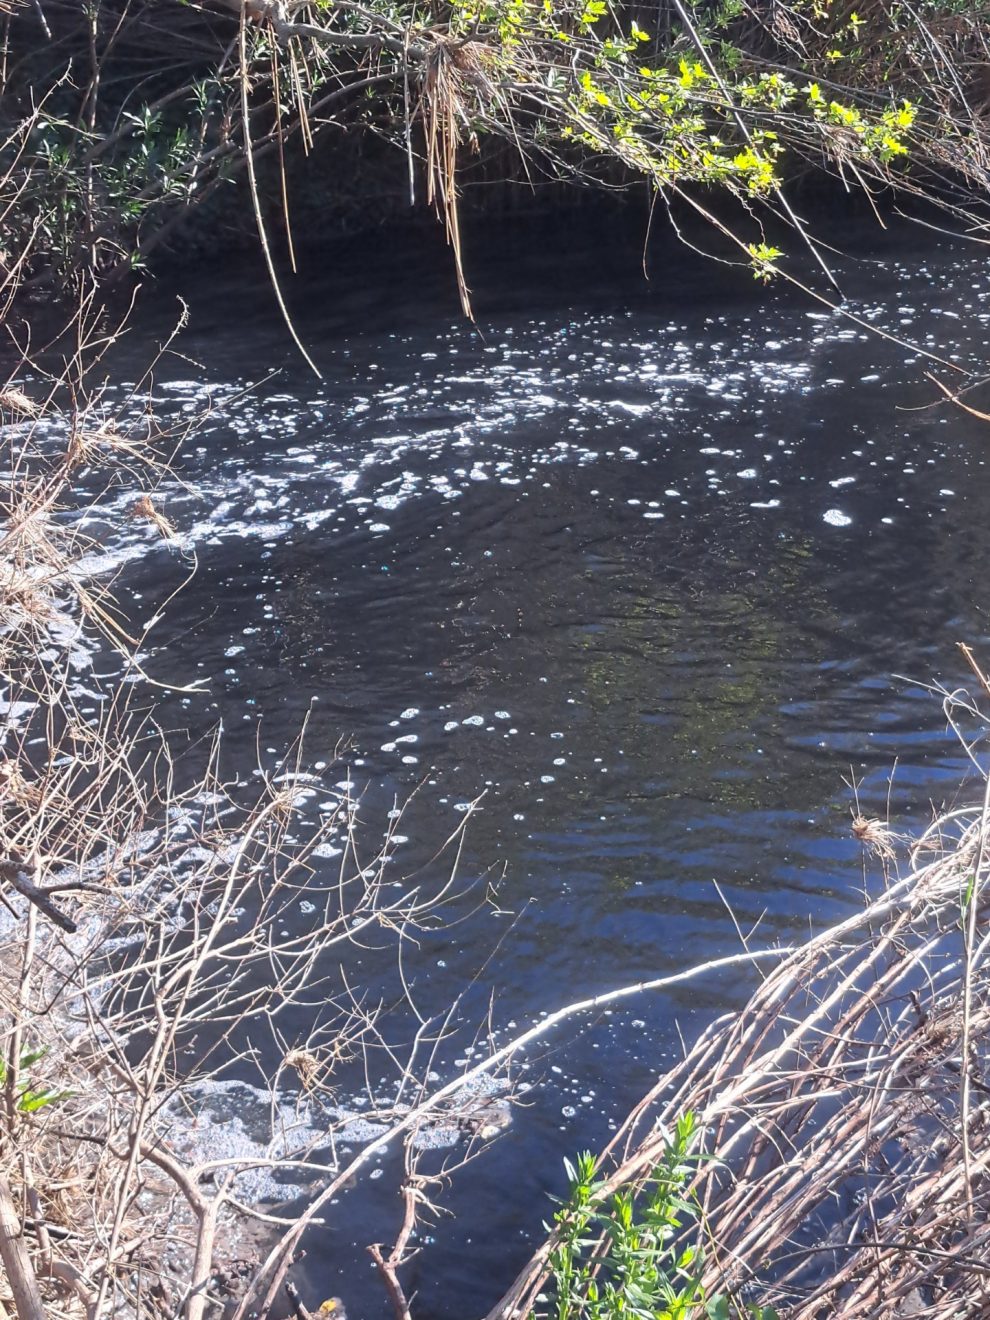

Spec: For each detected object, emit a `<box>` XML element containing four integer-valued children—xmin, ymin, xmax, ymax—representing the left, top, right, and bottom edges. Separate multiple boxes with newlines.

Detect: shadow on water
<box><xmin>77</xmin><ymin>215</ymin><xmax>990</xmax><ymax>1316</ymax></box>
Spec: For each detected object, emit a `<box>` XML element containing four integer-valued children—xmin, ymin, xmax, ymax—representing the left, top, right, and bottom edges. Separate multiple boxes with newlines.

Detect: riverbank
<box><xmin>4</xmin><ymin>0</ymin><xmax>988</xmax><ymax>310</ymax></box>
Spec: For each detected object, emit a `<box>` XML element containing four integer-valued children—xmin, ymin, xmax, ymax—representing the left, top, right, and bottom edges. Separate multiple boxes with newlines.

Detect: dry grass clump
<box><xmin>0</xmin><ymin>299</ymin><xmax>195</xmax><ymax>677</ymax></box>
<box><xmin>850</xmin><ymin>812</ymin><xmax>897</xmax><ymax>860</ymax></box>
<box><xmin>0</xmin><ymin>297</ymin><xmax>213</xmax><ymax>1320</ymax></box>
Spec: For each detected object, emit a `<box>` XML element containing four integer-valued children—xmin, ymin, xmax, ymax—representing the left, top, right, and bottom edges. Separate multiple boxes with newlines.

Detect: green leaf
<box><xmin>18</xmin><ymin>1088</ymin><xmax>73</xmax><ymax>1113</ymax></box>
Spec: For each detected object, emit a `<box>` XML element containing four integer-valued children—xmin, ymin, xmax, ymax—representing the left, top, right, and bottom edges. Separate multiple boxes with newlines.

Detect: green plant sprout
<box><xmin>535</xmin><ymin>1112</ymin><xmax>779</xmax><ymax>1319</ymax></box>
<box><xmin>1</xmin><ymin>1045</ymin><xmax>73</xmax><ymax>1114</ymax></box>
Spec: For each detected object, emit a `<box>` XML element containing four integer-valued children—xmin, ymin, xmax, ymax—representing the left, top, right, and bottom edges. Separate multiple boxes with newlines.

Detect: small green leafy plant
<box><xmin>746</xmin><ymin>243</ymin><xmax>783</xmax><ymax>282</ymax></box>
<box><xmin>536</xmin><ymin>1111</ymin><xmax>778</xmax><ymax>1320</ymax></box>
<box><xmin>0</xmin><ymin>1045</ymin><xmax>73</xmax><ymax>1113</ymax></box>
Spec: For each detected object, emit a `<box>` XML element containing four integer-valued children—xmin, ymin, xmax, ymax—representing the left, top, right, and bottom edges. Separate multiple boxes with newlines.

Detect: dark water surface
<box><xmin>83</xmin><ymin>219</ymin><xmax>990</xmax><ymax>1316</ymax></box>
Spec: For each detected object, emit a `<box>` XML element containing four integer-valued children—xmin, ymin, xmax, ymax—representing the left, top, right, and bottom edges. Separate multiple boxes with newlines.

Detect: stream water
<box><xmin>66</xmin><ymin>216</ymin><xmax>990</xmax><ymax>1316</ymax></box>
